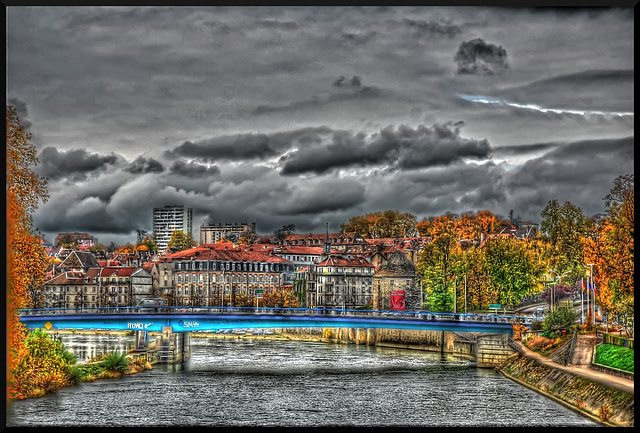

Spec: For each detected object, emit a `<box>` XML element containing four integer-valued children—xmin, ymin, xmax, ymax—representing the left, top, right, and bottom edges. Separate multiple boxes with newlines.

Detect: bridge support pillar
<box><xmin>476</xmin><ymin>334</ymin><xmax>517</xmax><ymax>368</ymax></box>
<box><xmin>135</xmin><ymin>330</ymin><xmax>150</xmax><ymax>350</ymax></box>
<box><xmin>158</xmin><ymin>327</ymin><xmax>191</xmax><ymax>364</ymax></box>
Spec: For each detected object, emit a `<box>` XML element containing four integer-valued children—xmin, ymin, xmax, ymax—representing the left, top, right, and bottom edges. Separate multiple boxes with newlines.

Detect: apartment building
<box><xmin>200</xmin><ymin>221</ymin><xmax>256</xmax><ymax>244</ymax></box>
<box><xmin>311</xmin><ymin>254</ymin><xmax>375</xmax><ymax>310</ymax></box>
<box><xmin>160</xmin><ymin>246</ymin><xmax>295</xmax><ymax>307</ymax></box>
<box><xmin>153</xmin><ymin>205</ymin><xmax>193</xmax><ymax>252</ymax></box>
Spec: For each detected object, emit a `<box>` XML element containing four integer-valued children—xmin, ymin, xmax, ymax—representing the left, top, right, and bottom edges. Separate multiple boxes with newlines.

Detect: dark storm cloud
<box><xmin>455</xmin><ymin>38</ymin><xmax>509</xmax><ymax>75</ymax></box>
<box><xmin>493</xmin><ymin>143</ymin><xmax>559</xmax><ymax>156</ymax></box>
<box><xmin>280</xmin><ymin>123</ymin><xmax>492</xmax><ymax>175</ymax></box>
<box><xmin>276</xmin><ymin>181</ymin><xmax>366</xmax><ymax>216</ymax></box>
<box><xmin>496</xmin><ymin>69</ymin><xmax>634</xmax><ymax>112</ymax></box>
<box><xmin>164</xmin><ymin>127</ymin><xmax>333</xmax><ymax>161</ymax></box>
<box><xmin>504</xmin><ymin>136</ymin><xmax>634</xmax><ymax>218</ymax></box>
<box><xmin>169</xmin><ymin>160</ymin><xmax>220</xmax><ymax>178</ymax></box>
<box><xmin>165</xmin><ymin>136</ymin><xmax>276</xmax><ymax>161</ymax></box>
<box><xmin>403</xmin><ymin>18</ymin><xmax>461</xmax><ymax>38</ymax></box>
<box><xmin>123</xmin><ymin>156</ymin><xmax>164</xmax><ymax>174</ymax></box>
<box><xmin>37</xmin><ymin>147</ymin><xmax>123</xmax><ymax>181</ymax></box>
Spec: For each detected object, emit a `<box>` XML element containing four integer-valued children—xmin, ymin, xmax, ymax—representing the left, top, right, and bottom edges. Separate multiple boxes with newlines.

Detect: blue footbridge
<box><xmin>18</xmin><ymin>307</ymin><xmax>530</xmax><ymax>367</ymax></box>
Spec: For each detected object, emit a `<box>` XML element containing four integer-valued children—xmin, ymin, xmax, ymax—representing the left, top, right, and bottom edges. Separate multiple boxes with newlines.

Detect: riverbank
<box><xmin>497</xmin><ymin>353</ymin><xmax>634</xmax><ymax>427</ymax></box>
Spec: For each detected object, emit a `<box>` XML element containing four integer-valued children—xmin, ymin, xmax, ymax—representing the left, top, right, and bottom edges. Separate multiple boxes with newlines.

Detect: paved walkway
<box><xmin>518</xmin><ymin>342</ymin><xmax>634</xmax><ymax>394</ymax></box>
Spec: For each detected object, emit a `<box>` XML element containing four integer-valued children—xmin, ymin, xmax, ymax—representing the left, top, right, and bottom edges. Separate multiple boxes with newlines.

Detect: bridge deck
<box><xmin>19</xmin><ymin>311</ymin><xmax>515</xmax><ymax>334</ymax></box>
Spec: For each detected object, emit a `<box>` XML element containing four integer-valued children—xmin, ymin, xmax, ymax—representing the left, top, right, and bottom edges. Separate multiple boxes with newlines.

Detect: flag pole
<box><xmin>580</xmin><ymin>278</ymin><xmax>584</xmax><ymax>325</ymax></box>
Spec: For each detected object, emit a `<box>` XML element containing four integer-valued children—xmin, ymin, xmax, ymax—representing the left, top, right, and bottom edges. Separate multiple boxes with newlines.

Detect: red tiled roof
<box><xmin>164</xmin><ymin>247</ymin><xmax>292</xmax><ymax>264</ymax></box>
<box><xmin>316</xmin><ymin>255</ymin><xmax>374</xmax><ymax>268</ymax></box>
<box><xmin>100</xmin><ymin>266</ymin><xmax>137</xmax><ymax>277</ymax></box>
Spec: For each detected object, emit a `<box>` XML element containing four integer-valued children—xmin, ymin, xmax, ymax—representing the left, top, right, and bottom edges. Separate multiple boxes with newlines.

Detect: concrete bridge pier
<box><xmin>158</xmin><ymin>326</ymin><xmax>191</xmax><ymax>364</ymax></box>
<box><xmin>135</xmin><ymin>330</ymin><xmax>150</xmax><ymax>350</ymax></box>
<box><xmin>476</xmin><ymin>333</ymin><xmax>517</xmax><ymax>368</ymax></box>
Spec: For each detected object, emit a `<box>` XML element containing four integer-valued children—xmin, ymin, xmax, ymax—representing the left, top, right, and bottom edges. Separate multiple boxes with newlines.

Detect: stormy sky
<box><xmin>6</xmin><ymin>6</ymin><xmax>634</xmax><ymax>246</ymax></box>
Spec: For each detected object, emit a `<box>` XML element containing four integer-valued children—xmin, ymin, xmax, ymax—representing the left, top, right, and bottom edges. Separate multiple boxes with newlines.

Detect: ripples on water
<box><xmin>7</xmin><ymin>335</ymin><xmax>598</xmax><ymax>427</ymax></box>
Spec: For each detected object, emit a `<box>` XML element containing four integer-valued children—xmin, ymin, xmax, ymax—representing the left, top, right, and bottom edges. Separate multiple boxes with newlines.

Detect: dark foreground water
<box><xmin>6</xmin><ymin>334</ymin><xmax>598</xmax><ymax>427</ymax></box>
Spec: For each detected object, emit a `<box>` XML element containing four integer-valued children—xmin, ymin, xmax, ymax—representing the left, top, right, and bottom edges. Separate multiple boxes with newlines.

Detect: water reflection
<box><xmin>7</xmin><ymin>335</ymin><xmax>599</xmax><ymax>427</ymax></box>
<box><xmin>55</xmin><ymin>333</ymin><xmax>135</xmax><ymax>362</ymax></box>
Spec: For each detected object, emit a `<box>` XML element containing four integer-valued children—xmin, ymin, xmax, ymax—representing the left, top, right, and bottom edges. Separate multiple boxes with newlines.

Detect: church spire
<box><xmin>323</xmin><ymin>222</ymin><xmax>331</xmax><ymax>256</ymax></box>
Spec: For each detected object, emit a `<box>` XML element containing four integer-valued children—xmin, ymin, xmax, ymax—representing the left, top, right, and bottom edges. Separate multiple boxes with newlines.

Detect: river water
<box><xmin>6</xmin><ymin>333</ymin><xmax>598</xmax><ymax>427</ymax></box>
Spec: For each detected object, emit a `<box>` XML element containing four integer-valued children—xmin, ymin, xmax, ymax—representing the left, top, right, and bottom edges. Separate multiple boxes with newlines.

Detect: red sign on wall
<box><xmin>390</xmin><ymin>290</ymin><xmax>406</xmax><ymax>311</ymax></box>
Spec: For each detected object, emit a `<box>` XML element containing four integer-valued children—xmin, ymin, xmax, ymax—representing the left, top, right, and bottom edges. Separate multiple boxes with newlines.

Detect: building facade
<box><xmin>311</xmin><ymin>255</ymin><xmax>375</xmax><ymax>310</ymax></box>
<box><xmin>200</xmin><ymin>222</ymin><xmax>256</xmax><ymax>244</ymax></box>
<box><xmin>153</xmin><ymin>205</ymin><xmax>193</xmax><ymax>252</ymax></box>
<box><xmin>159</xmin><ymin>246</ymin><xmax>295</xmax><ymax>307</ymax></box>
<box><xmin>372</xmin><ymin>251</ymin><xmax>420</xmax><ymax>311</ymax></box>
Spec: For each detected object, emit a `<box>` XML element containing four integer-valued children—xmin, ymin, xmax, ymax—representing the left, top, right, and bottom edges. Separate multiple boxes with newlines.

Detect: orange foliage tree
<box><xmin>584</xmin><ymin>175</ymin><xmax>634</xmax><ymax>331</ymax></box>
<box><xmin>7</xmin><ymin>105</ymin><xmax>49</xmax><ymax>400</ymax></box>
<box><xmin>261</xmin><ymin>288</ymin><xmax>301</xmax><ymax>308</ymax></box>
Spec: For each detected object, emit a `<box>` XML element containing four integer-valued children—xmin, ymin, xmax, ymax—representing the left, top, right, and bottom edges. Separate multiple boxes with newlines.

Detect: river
<box><xmin>6</xmin><ymin>333</ymin><xmax>598</xmax><ymax>427</ymax></box>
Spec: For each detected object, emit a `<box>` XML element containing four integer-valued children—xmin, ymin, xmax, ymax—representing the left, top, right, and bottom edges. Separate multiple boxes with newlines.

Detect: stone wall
<box><xmin>498</xmin><ymin>355</ymin><xmax>634</xmax><ymax>427</ymax></box>
<box><xmin>278</xmin><ymin>327</ymin><xmax>477</xmax><ymax>359</ymax></box>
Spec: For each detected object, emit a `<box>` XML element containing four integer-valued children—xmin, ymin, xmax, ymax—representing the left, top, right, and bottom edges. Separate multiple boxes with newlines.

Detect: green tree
<box><xmin>542</xmin><ymin>307</ymin><xmax>578</xmax><ymax>337</ymax></box>
<box><xmin>417</xmin><ymin>233</ymin><xmax>463</xmax><ymax>312</ymax></box>
<box><xmin>57</xmin><ymin>234</ymin><xmax>78</xmax><ymax>248</ymax></box>
<box><xmin>167</xmin><ymin>230</ymin><xmax>196</xmax><ymax>251</ymax></box>
<box><xmin>274</xmin><ymin>224</ymin><xmax>296</xmax><ymax>243</ymax></box>
<box><xmin>89</xmin><ymin>243</ymin><xmax>107</xmax><ymax>253</ymax></box>
<box><xmin>540</xmin><ymin>200</ymin><xmax>590</xmax><ymax>284</ymax></box>
<box><xmin>483</xmin><ymin>237</ymin><xmax>542</xmax><ymax>308</ymax></box>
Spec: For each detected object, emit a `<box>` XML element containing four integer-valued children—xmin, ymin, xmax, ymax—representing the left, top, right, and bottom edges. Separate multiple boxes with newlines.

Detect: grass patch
<box><xmin>595</xmin><ymin>343</ymin><xmax>634</xmax><ymax>373</ymax></box>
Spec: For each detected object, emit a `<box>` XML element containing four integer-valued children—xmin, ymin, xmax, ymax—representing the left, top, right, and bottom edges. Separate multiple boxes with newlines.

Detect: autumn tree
<box><xmin>341</xmin><ymin>210</ymin><xmax>418</xmax><ymax>239</ymax></box>
<box><xmin>167</xmin><ymin>230</ymin><xmax>196</xmax><ymax>251</ymax></box>
<box><xmin>7</xmin><ymin>105</ymin><xmax>49</xmax><ymax>400</ymax></box>
<box><xmin>237</xmin><ymin>231</ymin><xmax>258</xmax><ymax>246</ymax></box>
<box><xmin>261</xmin><ymin>288</ymin><xmax>301</xmax><ymax>308</ymax></box>
<box><xmin>134</xmin><ymin>236</ymin><xmax>157</xmax><ymax>253</ymax></box>
<box><xmin>584</xmin><ymin>174</ymin><xmax>634</xmax><ymax>334</ymax></box>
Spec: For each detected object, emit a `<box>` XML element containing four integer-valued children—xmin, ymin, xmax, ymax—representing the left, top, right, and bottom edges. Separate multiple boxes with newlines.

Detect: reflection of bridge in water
<box><xmin>19</xmin><ymin>307</ymin><xmax>526</xmax><ymax>367</ymax></box>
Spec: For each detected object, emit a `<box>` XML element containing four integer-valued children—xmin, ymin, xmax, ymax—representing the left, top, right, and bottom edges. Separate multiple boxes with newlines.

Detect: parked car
<box><xmin>135</xmin><ymin>298</ymin><xmax>168</xmax><ymax>313</ymax></box>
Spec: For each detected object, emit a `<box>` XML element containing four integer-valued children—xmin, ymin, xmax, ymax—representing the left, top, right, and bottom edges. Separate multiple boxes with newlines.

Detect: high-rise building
<box><xmin>153</xmin><ymin>205</ymin><xmax>193</xmax><ymax>252</ymax></box>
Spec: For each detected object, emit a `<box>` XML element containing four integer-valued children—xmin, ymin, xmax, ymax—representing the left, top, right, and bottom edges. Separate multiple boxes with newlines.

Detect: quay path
<box><xmin>517</xmin><ymin>340</ymin><xmax>634</xmax><ymax>394</ymax></box>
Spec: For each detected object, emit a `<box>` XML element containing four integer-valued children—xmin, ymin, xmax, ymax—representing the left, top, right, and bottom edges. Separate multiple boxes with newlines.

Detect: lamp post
<box><xmin>464</xmin><ymin>274</ymin><xmax>467</xmax><ymax>315</ymax></box>
<box><xmin>586</xmin><ymin>263</ymin><xmax>595</xmax><ymax>328</ymax></box>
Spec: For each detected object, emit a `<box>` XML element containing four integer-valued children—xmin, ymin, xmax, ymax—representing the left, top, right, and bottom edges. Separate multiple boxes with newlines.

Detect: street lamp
<box><xmin>547</xmin><ymin>269</ymin><xmax>569</xmax><ymax>312</ymax></box>
<box><xmin>585</xmin><ymin>264</ymin><xmax>595</xmax><ymax>328</ymax></box>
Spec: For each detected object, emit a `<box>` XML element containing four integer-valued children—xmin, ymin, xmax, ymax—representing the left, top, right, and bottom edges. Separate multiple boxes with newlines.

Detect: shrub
<box><xmin>67</xmin><ymin>365</ymin><xmax>86</xmax><ymax>385</ymax></box>
<box><xmin>542</xmin><ymin>307</ymin><xmax>577</xmax><ymax>335</ymax></box>
<box><xmin>9</xmin><ymin>329</ymin><xmax>78</xmax><ymax>399</ymax></box>
<box><xmin>528</xmin><ymin>336</ymin><xmax>551</xmax><ymax>351</ymax></box>
<box><xmin>100</xmin><ymin>351</ymin><xmax>129</xmax><ymax>373</ymax></box>
<box><xmin>530</xmin><ymin>320</ymin><xmax>543</xmax><ymax>332</ymax></box>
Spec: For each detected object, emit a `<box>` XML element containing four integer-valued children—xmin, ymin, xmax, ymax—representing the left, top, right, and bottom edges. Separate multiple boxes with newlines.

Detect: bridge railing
<box><xmin>17</xmin><ymin>306</ymin><xmax>535</xmax><ymax>324</ymax></box>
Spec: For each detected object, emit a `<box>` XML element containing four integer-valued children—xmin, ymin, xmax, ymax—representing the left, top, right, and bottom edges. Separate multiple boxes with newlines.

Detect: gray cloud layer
<box><xmin>6</xmin><ymin>6</ymin><xmax>633</xmax><ymax>245</ymax></box>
